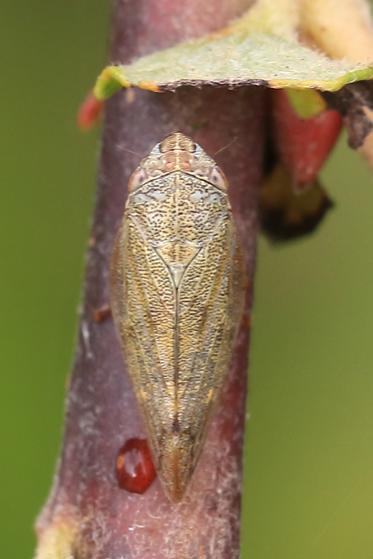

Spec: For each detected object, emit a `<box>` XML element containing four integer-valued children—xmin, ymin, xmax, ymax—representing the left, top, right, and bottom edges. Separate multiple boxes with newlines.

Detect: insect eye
<box><xmin>128</xmin><ymin>168</ymin><xmax>147</xmax><ymax>191</ymax></box>
<box><xmin>209</xmin><ymin>166</ymin><xmax>228</xmax><ymax>190</ymax></box>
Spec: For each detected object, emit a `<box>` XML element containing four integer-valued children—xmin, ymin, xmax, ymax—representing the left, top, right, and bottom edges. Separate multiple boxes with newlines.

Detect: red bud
<box><xmin>271</xmin><ymin>89</ymin><xmax>342</xmax><ymax>191</ymax></box>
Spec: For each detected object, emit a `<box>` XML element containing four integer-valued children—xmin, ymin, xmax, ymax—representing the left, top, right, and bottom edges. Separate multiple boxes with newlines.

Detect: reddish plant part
<box><xmin>271</xmin><ymin>89</ymin><xmax>342</xmax><ymax>191</ymax></box>
<box><xmin>77</xmin><ymin>91</ymin><xmax>104</xmax><ymax>130</ymax></box>
<box><xmin>116</xmin><ymin>438</ymin><xmax>157</xmax><ymax>494</ymax></box>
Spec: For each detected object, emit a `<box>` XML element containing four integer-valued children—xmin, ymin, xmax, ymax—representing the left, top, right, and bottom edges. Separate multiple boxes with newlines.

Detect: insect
<box><xmin>110</xmin><ymin>132</ymin><xmax>245</xmax><ymax>502</ymax></box>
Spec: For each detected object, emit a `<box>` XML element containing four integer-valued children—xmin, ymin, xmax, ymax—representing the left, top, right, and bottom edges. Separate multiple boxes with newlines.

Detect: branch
<box><xmin>35</xmin><ymin>1</ymin><xmax>265</xmax><ymax>558</ymax></box>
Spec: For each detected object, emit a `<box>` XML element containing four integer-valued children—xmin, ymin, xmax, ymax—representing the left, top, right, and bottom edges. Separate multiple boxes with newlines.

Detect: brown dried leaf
<box><xmin>260</xmin><ymin>164</ymin><xmax>334</xmax><ymax>241</ymax></box>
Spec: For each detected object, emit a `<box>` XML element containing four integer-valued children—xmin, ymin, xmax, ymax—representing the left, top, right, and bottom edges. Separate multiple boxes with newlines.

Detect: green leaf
<box><xmin>93</xmin><ymin>0</ymin><xmax>373</xmax><ymax>100</ymax></box>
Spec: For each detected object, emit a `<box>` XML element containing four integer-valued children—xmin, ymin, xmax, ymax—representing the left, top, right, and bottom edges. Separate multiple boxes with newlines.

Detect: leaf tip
<box><xmin>77</xmin><ymin>91</ymin><xmax>104</xmax><ymax>130</ymax></box>
<box><xmin>94</xmin><ymin>65</ymin><xmax>131</xmax><ymax>101</ymax></box>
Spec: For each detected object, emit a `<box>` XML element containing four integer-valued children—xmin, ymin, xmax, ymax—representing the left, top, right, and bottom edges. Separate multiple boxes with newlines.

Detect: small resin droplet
<box><xmin>116</xmin><ymin>438</ymin><xmax>156</xmax><ymax>494</ymax></box>
<box><xmin>92</xmin><ymin>304</ymin><xmax>111</xmax><ymax>323</ymax></box>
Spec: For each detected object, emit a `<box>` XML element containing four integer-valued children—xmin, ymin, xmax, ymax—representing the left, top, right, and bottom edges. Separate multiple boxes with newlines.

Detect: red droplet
<box><xmin>77</xmin><ymin>91</ymin><xmax>103</xmax><ymax>130</ymax></box>
<box><xmin>116</xmin><ymin>438</ymin><xmax>156</xmax><ymax>494</ymax></box>
<box><xmin>271</xmin><ymin>89</ymin><xmax>342</xmax><ymax>189</ymax></box>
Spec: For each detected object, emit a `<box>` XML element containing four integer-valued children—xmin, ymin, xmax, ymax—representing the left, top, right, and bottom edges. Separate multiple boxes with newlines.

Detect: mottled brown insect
<box><xmin>110</xmin><ymin>133</ymin><xmax>245</xmax><ymax>502</ymax></box>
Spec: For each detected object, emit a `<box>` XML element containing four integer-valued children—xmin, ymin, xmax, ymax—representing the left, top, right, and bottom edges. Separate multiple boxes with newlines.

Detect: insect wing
<box><xmin>110</xmin><ymin>135</ymin><xmax>244</xmax><ymax>501</ymax></box>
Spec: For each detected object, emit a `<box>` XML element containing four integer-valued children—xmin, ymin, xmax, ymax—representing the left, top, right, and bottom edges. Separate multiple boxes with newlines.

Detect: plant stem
<box><xmin>35</xmin><ymin>1</ymin><xmax>265</xmax><ymax>558</ymax></box>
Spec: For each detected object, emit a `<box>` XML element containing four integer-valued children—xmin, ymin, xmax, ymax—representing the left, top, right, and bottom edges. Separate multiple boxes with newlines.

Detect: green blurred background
<box><xmin>1</xmin><ymin>2</ymin><xmax>373</xmax><ymax>558</ymax></box>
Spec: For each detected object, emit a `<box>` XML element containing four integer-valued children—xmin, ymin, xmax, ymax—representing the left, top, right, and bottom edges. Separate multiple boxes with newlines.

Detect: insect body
<box><xmin>110</xmin><ymin>133</ymin><xmax>244</xmax><ymax>502</ymax></box>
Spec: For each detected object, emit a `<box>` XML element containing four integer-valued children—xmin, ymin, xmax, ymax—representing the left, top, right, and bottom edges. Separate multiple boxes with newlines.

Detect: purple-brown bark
<box><xmin>35</xmin><ymin>1</ymin><xmax>265</xmax><ymax>558</ymax></box>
